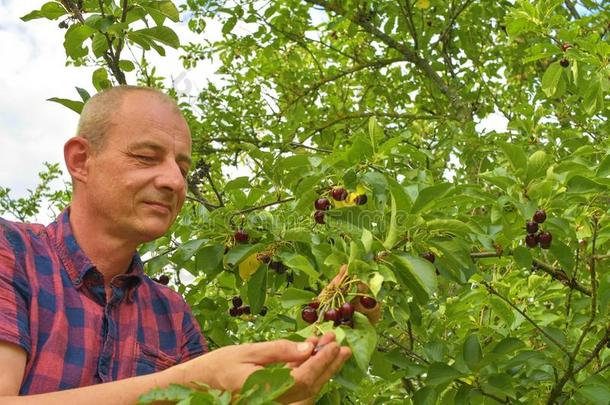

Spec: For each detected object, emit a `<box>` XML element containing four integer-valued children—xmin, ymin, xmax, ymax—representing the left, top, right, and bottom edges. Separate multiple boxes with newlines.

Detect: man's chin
<box><xmin>136</xmin><ymin>221</ymin><xmax>172</xmax><ymax>242</ymax></box>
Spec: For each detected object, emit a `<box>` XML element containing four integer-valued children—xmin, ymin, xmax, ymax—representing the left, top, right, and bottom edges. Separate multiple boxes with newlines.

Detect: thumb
<box><xmin>245</xmin><ymin>339</ymin><xmax>315</xmax><ymax>365</ymax></box>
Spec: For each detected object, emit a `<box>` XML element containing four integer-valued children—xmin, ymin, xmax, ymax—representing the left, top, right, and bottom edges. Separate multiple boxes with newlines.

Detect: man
<box><xmin>0</xmin><ymin>86</ymin><xmax>351</xmax><ymax>404</ymax></box>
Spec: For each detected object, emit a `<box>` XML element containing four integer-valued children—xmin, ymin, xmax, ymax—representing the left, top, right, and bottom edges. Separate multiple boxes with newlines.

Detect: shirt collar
<box><xmin>47</xmin><ymin>207</ymin><xmax>144</xmax><ymax>290</ymax></box>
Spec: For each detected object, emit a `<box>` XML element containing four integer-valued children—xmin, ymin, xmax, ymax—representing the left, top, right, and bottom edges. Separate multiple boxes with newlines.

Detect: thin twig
<box><xmin>482</xmin><ymin>281</ymin><xmax>570</xmax><ymax>355</ymax></box>
<box><xmin>229</xmin><ymin>197</ymin><xmax>296</xmax><ymax>220</ymax></box>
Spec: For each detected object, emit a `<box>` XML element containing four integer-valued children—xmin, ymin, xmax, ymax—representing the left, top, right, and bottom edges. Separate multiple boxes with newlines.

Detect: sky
<box><xmin>0</xmin><ymin>0</ymin><xmax>221</xmax><ymax>223</ymax></box>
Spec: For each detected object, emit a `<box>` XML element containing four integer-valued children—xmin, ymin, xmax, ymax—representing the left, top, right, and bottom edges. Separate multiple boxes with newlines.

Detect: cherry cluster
<box><xmin>301</xmin><ymin>295</ymin><xmax>377</xmax><ymax>327</ymax></box>
<box><xmin>257</xmin><ymin>252</ymin><xmax>288</xmax><ymax>274</ymax></box>
<box><xmin>524</xmin><ymin>209</ymin><xmax>552</xmax><ymax>249</ymax></box>
<box><xmin>313</xmin><ymin>186</ymin><xmax>368</xmax><ymax>224</ymax></box>
<box><xmin>229</xmin><ymin>296</ymin><xmax>267</xmax><ymax>317</ymax></box>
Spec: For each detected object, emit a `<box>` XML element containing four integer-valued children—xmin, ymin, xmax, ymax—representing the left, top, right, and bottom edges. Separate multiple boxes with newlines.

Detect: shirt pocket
<box><xmin>133</xmin><ymin>342</ymin><xmax>182</xmax><ymax>376</ymax></box>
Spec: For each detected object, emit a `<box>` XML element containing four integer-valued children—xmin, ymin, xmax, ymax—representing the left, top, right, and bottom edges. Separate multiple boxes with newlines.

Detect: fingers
<box><xmin>311</xmin><ymin>345</ymin><xmax>351</xmax><ymax>388</ymax></box>
<box><xmin>243</xmin><ymin>339</ymin><xmax>315</xmax><ymax>365</ymax></box>
<box><xmin>287</xmin><ymin>335</ymin><xmax>320</xmax><ymax>368</ymax></box>
<box><xmin>280</xmin><ymin>341</ymin><xmax>351</xmax><ymax>403</ymax></box>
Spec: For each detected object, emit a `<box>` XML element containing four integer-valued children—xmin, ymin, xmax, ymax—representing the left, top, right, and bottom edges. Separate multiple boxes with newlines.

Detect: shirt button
<box><xmin>74</xmin><ymin>277</ymin><xmax>82</xmax><ymax>285</ymax></box>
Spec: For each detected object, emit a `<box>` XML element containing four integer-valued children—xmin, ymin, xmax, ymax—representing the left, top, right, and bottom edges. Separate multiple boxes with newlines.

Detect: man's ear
<box><xmin>64</xmin><ymin>137</ymin><xmax>91</xmax><ymax>183</ymax></box>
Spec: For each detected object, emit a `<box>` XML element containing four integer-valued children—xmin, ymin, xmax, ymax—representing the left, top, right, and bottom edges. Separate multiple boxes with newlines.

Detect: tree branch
<box><xmin>304</xmin><ymin>0</ymin><xmax>467</xmax><ymax>118</ymax></box>
<box><xmin>305</xmin><ymin>110</ymin><xmax>442</xmax><ymax>138</ymax></box>
<box><xmin>564</xmin><ymin>0</ymin><xmax>581</xmax><ymax>19</ymax></box>
<box><xmin>229</xmin><ymin>197</ymin><xmax>296</xmax><ymax>221</ymax></box>
<box><xmin>279</xmin><ymin>57</ymin><xmax>405</xmax><ymax>116</ymax></box>
<box><xmin>482</xmin><ymin>281</ymin><xmax>570</xmax><ymax>355</ymax></box>
<box><xmin>289</xmin><ymin>142</ymin><xmax>332</xmax><ymax>153</ymax></box>
<box><xmin>470</xmin><ymin>251</ymin><xmax>592</xmax><ymax>296</ymax></box>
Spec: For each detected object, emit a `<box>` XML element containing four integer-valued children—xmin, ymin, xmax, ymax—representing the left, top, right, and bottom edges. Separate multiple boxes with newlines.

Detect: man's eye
<box><xmin>135</xmin><ymin>155</ymin><xmax>155</xmax><ymax>162</ymax></box>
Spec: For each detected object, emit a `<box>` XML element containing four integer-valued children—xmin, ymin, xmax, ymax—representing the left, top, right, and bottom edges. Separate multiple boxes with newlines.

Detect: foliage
<box><xmin>137</xmin><ymin>366</ymin><xmax>294</xmax><ymax>404</ymax></box>
<box><xmin>0</xmin><ymin>162</ymin><xmax>71</xmax><ymax>222</ymax></box>
<box><xmin>19</xmin><ymin>0</ymin><xmax>610</xmax><ymax>403</ymax></box>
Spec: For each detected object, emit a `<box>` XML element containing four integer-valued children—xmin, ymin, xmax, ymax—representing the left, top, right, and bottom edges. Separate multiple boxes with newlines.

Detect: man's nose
<box><xmin>157</xmin><ymin>160</ymin><xmax>186</xmax><ymax>192</ymax></box>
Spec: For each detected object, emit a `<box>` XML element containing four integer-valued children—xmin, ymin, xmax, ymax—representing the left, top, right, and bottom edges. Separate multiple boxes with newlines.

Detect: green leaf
<box><xmin>410</xmin><ymin>183</ymin><xmax>452</xmax><ymax>214</ymax></box>
<box><xmin>75</xmin><ymin>87</ymin><xmax>90</xmax><ymax>102</ymax></box>
<box><xmin>490</xmin><ymin>296</ymin><xmax>515</xmax><ymax>326</ymax></box>
<box><xmin>596</xmin><ymin>154</ymin><xmax>610</xmax><ymax>177</ymax></box>
<box><xmin>172</xmin><ymin>239</ymin><xmax>205</xmax><ymax>264</ymax></box>
<box><xmin>525</xmin><ymin>150</ymin><xmax>548</xmax><ymax>183</ymax></box>
<box><xmin>284</xmin><ymin>255</ymin><xmax>319</xmax><ymax>279</ymax></box>
<box><xmin>194</xmin><ymin>244</ymin><xmax>225</xmax><ymax>276</ymax></box>
<box><xmin>463</xmin><ymin>334</ymin><xmax>482</xmax><ymax>371</ymax></box>
<box><xmin>225</xmin><ymin>244</ymin><xmax>261</xmax><ymax>266</ymax></box>
<box><xmin>383</xmin><ymin>194</ymin><xmax>398</xmax><ymax>250</ymax></box>
<box><xmin>567</xmin><ymin>175</ymin><xmax>608</xmax><ymax>194</ymax></box>
<box><xmin>575</xmin><ymin>381</ymin><xmax>610</xmax><ymax>405</ymax></box>
<box><xmin>118</xmin><ymin>60</ymin><xmax>136</xmax><ymax>72</ymax></box>
<box><xmin>582</xmin><ymin>76</ymin><xmax>603</xmax><ymax>115</ymax></box>
<box><xmin>492</xmin><ymin>337</ymin><xmax>525</xmax><ymax>355</ymax></box>
<box><xmin>222</xmin><ymin>16</ymin><xmax>238</xmax><ymax>35</ymax></box>
<box><xmin>387</xmin><ymin>253</ymin><xmax>437</xmax><ymax>304</ymax></box>
<box><xmin>46</xmin><ymin>97</ymin><xmax>83</xmax><ymax>114</ymax></box>
<box><xmin>368</xmin><ymin>116</ymin><xmax>382</xmax><ymax>153</ymax></box>
<box><xmin>426</xmin><ymin>219</ymin><xmax>471</xmax><ymax>238</ymax></box>
<box><xmin>247</xmin><ymin>265</ymin><xmax>267</xmax><ymax>315</ymax></box>
<box><xmin>541</xmin><ymin>62</ymin><xmax>563</xmax><ymax>97</ymax></box>
<box><xmin>144</xmin><ymin>1</ymin><xmax>180</xmax><ymax>23</ymax></box>
<box><xmin>225</xmin><ymin>176</ymin><xmax>251</xmax><ymax>191</ymax></box>
<box><xmin>426</xmin><ymin>362</ymin><xmax>462</xmax><ymax>385</ymax></box>
<box><xmin>92</xmin><ymin>68</ymin><xmax>111</xmax><ymax>91</ymax></box>
<box><xmin>132</xmin><ymin>26</ymin><xmax>180</xmax><ymax>48</ymax></box>
<box><xmin>500</xmin><ymin>142</ymin><xmax>527</xmax><ymax>173</ymax></box>
<box><xmin>64</xmin><ymin>24</ymin><xmax>96</xmax><ymax>59</ymax></box>
<box><xmin>238</xmin><ymin>366</ymin><xmax>295</xmax><ymax>404</ymax></box>
<box><xmin>137</xmin><ymin>384</ymin><xmax>194</xmax><ymax>403</ymax></box>
<box><xmin>512</xmin><ymin>246</ymin><xmax>533</xmax><ymax>269</ymax></box>
<box><xmin>21</xmin><ymin>2</ymin><xmax>67</xmax><ymax>21</ymax></box>
<box><xmin>361</xmin><ymin>228</ymin><xmax>373</xmax><ymax>254</ymax></box>
<box><xmin>482</xmin><ymin>373</ymin><xmax>516</xmax><ymax>399</ymax></box>
<box><xmin>280</xmin><ymin>288</ymin><xmax>316</xmax><ymax>308</ymax></box>
<box><xmin>549</xmin><ymin>240</ymin><xmax>574</xmax><ymax>271</ymax></box>
<box><xmin>91</xmin><ymin>33</ymin><xmax>109</xmax><ymax>58</ymax></box>
<box><xmin>343</xmin><ymin>312</ymin><xmax>378</xmax><ymax>372</ymax></box>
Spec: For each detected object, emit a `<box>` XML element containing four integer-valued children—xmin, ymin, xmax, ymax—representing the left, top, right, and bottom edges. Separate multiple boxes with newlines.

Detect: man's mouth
<box><xmin>144</xmin><ymin>201</ymin><xmax>173</xmax><ymax>214</ymax></box>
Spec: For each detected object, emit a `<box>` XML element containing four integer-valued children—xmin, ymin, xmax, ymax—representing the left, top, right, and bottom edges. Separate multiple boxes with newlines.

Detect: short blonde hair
<box><xmin>76</xmin><ymin>85</ymin><xmax>181</xmax><ymax>152</ymax></box>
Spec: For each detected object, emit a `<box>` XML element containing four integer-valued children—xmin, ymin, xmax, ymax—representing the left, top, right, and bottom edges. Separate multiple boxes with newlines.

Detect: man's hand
<box><xmin>167</xmin><ymin>332</ymin><xmax>351</xmax><ymax>404</ymax></box>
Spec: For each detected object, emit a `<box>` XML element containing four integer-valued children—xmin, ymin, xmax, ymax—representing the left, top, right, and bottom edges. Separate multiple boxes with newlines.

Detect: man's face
<box><xmin>84</xmin><ymin>91</ymin><xmax>192</xmax><ymax>244</ymax></box>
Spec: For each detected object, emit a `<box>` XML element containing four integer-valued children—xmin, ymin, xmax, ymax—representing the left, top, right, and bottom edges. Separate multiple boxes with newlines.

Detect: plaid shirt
<box><xmin>0</xmin><ymin>209</ymin><xmax>207</xmax><ymax>394</ymax></box>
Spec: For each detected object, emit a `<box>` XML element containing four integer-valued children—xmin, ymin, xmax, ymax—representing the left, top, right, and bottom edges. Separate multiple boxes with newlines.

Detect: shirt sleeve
<box><xmin>179</xmin><ymin>301</ymin><xmax>207</xmax><ymax>362</ymax></box>
<box><xmin>0</xmin><ymin>221</ymin><xmax>32</xmax><ymax>356</ymax></box>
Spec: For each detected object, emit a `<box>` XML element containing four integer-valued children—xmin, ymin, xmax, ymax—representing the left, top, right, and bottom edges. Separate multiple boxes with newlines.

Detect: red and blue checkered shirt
<box><xmin>0</xmin><ymin>209</ymin><xmax>207</xmax><ymax>394</ymax></box>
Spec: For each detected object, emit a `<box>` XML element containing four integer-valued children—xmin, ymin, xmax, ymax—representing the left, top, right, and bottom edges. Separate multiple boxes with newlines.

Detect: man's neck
<box><xmin>68</xmin><ymin>203</ymin><xmax>139</xmax><ymax>284</ymax></box>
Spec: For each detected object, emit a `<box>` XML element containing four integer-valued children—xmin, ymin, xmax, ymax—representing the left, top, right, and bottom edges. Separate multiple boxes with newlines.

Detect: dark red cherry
<box><xmin>526</xmin><ymin>221</ymin><xmax>539</xmax><ymax>234</ymax></box>
<box><xmin>525</xmin><ymin>234</ymin><xmax>538</xmax><ymax>248</ymax></box>
<box><xmin>314</xmin><ymin>210</ymin><xmax>325</xmax><ymax>224</ymax></box>
<box><xmin>301</xmin><ymin>307</ymin><xmax>318</xmax><ymax>324</ymax></box>
<box><xmin>332</xmin><ymin>187</ymin><xmax>348</xmax><ymax>201</ymax></box>
<box><xmin>314</xmin><ymin>198</ymin><xmax>331</xmax><ymax>211</ymax></box>
<box><xmin>533</xmin><ymin>210</ymin><xmax>547</xmax><ymax>224</ymax></box>
<box><xmin>360</xmin><ymin>296</ymin><xmax>377</xmax><ymax>309</ymax></box>
<box><xmin>324</xmin><ymin>308</ymin><xmax>339</xmax><ymax>322</ymax></box>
